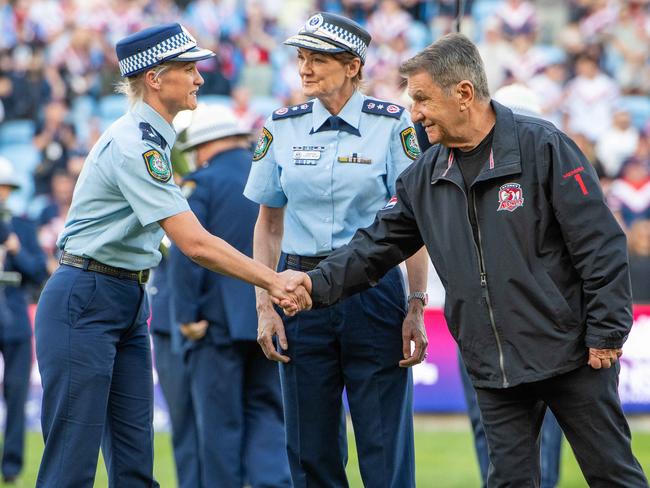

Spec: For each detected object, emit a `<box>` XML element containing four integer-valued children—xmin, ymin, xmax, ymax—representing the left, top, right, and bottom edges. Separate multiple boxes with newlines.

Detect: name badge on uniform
<box><xmin>337</xmin><ymin>153</ymin><xmax>372</xmax><ymax>164</ymax></box>
<box><xmin>293</xmin><ymin>146</ymin><xmax>324</xmax><ymax>166</ymax></box>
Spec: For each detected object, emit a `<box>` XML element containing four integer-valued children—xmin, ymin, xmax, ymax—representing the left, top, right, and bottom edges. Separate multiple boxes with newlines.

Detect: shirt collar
<box><xmin>131</xmin><ymin>101</ymin><xmax>177</xmax><ymax>149</ymax></box>
<box><xmin>311</xmin><ymin>90</ymin><xmax>364</xmax><ymax>134</ymax></box>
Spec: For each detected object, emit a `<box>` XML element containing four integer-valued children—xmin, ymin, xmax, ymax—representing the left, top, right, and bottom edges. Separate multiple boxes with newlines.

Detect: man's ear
<box><xmin>457</xmin><ymin>80</ymin><xmax>475</xmax><ymax>111</ymax></box>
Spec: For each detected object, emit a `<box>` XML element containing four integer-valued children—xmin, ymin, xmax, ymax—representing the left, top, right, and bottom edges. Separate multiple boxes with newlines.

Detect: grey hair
<box><xmin>399</xmin><ymin>33</ymin><xmax>490</xmax><ymax>101</ymax></box>
<box><xmin>114</xmin><ymin>63</ymin><xmax>172</xmax><ymax>106</ymax></box>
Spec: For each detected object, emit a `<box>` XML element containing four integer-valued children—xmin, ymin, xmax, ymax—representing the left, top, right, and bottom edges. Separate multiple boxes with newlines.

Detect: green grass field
<box><xmin>6</xmin><ymin>416</ymin><xmax>650</xmax><ymax>487</ymax></box>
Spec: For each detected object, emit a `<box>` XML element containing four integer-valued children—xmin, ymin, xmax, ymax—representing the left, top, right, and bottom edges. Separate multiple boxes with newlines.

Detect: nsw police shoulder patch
<box><xmin>143</xmin><ymin>149</ymin><xmax>171</xmax><ymax>182</ymax></box>
<box><xmin>400</xmin><ymin>127</ymin><xmax>421</xmax><ymax>160</ymax></box>
<box><xmin>253</xmin><ymin>127</ymin><xmax>273</xmax><ymax>161</ymax></box>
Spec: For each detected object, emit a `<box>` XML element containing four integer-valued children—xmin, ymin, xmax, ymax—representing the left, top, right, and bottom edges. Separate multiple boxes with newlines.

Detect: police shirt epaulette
<box><xmin>139</xmin><ymin>122</ymin><xmax>167</xmax><ymax>149</ymax></box>
<box><xmin>361</xmin><ymin>99</ymin><xmax>404</xmax><ymax>119</ymax></box>
<box><xmin>272</xmin><ymin>101</ymin><xmax>314</xmax><ymax>120</ymax></box>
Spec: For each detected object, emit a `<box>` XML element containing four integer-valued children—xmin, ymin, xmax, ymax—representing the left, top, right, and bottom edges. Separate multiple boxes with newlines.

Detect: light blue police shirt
<box><xmin>244</xmin><ymin>90</ymin><xmax>420</xmax><ymax>256</ymax></box>
<box><xmin>57</xmin><ymin>101</ymin><xmax>189</xmax><ymax>270</ymax></box>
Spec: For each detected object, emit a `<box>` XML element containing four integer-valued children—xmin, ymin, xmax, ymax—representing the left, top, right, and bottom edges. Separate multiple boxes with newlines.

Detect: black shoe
<box><xmin>2</xmin><ymin>475</ymin><xmax>18</xmax><ymax>484</ymax></box>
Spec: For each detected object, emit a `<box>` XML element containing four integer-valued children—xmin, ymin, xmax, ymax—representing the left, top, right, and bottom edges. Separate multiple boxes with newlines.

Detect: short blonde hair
<box><xmin>114</xmin><ymin>63</ymin><xmax>172</xmax><ymax>106</ymax></box>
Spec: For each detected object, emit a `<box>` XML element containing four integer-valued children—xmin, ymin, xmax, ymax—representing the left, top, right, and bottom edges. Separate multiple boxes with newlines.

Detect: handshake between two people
<box><xmin>258</xmin><ymin>269</ymin><xmax>429</xmax><ymax>368</ymax></box>
<box><xmin>268</xmin><ymin>270</ymin><xmax>314</xmax><ymax>316</ymax></box>
<box><xmin>257</xmin><ymin>270</ymin><xmax>313</xmax><ymax>364</ymax></box>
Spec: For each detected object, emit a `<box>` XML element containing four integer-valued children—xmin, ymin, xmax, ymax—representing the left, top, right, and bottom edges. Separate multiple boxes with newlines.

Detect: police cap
<box><xmin>116</xmin><ymin>23</ymin><xmax>215</xmax><ymax>78</ymax></box>
<box><xmin>284</xmin><ymin>12</ymin><xmax>371</xmax><ymax>64</ymax></box>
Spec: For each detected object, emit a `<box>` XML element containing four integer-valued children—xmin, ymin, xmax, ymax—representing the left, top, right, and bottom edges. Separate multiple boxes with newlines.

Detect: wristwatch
<box><xmin>407</xmin><ymin>291</ymin><xmax>428</xmax><ymax>307</ymax></box>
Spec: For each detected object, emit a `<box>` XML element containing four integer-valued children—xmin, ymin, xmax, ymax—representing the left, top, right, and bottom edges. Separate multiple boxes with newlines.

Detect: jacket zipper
<box><xmin>471</xmin><ymin>190</ymin><xmax>509</xmax><ymax>388</ymax></box>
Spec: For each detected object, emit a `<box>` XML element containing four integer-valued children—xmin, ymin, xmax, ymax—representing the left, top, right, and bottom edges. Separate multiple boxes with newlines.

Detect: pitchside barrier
<box><xmin>6</xmin><ymin>305</ymin><xmax>650</xmax><ymax>432</ymax></box>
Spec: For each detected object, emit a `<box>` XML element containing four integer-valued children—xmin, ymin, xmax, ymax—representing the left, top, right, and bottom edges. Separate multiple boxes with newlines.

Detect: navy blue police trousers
<box><xmin>35</xmin><ymin>265</ymin><xmax>158</xmax><ymax>487</ymax></box>
<box><xmin>187</xmin><ymin>339</ymin><xmax>292</xmax><ymax>488</ymax></box>
<box><xmin>152</xmin><ymin>333</ymin><xmax>202</xmax><ymax>488</ymax></box>
<box><xmin>0</xmin><ymin>338</ymin><xmax>31</xmax><ymax>480</ymax></box>
<box><xmin>280</xmin><ymin>264</ymin><xmax>415</xmax><ymax>488</ymax></box>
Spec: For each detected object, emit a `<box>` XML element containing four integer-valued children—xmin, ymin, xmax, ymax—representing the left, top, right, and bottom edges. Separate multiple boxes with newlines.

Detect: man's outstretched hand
<box><xmin>266</xmin><ymin>270</ymin><xmax>312</xmax><ymax>314</ymax></box>
<box><xmin>278</xmin><ymin>270</ymin><xmax>313</xmax><ymax>316</ymax></box>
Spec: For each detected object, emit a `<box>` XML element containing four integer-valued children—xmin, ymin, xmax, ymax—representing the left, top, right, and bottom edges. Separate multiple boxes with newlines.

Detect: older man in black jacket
<box><xmin>278</xmin><ymin>34</ymin><xmax>649</xmax><ymax>487</ymax></box>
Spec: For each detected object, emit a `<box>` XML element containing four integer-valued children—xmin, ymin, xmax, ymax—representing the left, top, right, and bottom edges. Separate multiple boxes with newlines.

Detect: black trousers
<box><xmin>475</xmin><ymin>364</ymin><xmax>648</xmax><ymax>488</ymax></box>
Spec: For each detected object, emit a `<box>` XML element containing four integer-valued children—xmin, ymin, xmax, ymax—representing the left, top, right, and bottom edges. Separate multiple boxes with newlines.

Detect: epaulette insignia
<box><xmin>362</xmin><ymin>100</ymin><xmax>404</xmax><ymax>119</ymax></box>
<box><xmin>272</xmin><ymin>101</ymin><xmax>314</xmax><ymax>120</ymax></box>
<box><xmin>139</xmin><ymin>122</ymin><xmax>167</xmax><ymax>149</ymax></box>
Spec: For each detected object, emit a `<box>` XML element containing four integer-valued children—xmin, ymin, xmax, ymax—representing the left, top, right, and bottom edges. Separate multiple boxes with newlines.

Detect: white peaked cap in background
<box><xmin>179</xmin><ymin>104</ymin><xmax>252</xmax><ymax>151</ymax></box>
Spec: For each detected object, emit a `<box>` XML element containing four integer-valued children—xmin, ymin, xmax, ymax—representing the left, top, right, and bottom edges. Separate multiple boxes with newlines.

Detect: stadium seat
<box><xmin>0</xmin><ymin>119</ymin><xmax>36</xmax><ymax>145</ymax></box>
<box><xmin>198</xmin><ymin>94</ymin><xmax>233</xmax><ymax>107</ymax></box>
<box><xmin>0</xmin><ymin>143</ymin><xmax>40</xmax><ymax>174</ymax></box>
<box><xmin>472</xmin><ymin>0</ymin><xmax>501</xmax><ymax>26</ymax></box>
<box><xmin>71</xmin><ymin>96</ymin><xmax>97</xmax><ymax>146</ymax></box>
<box><xmin>98</xmin><ymin>95</ymin><xmax>128</xmax><ymax>122</ymax></box>
<box><xmin>618</xmin><ymin>96</ymin><xmax>650</xmax><ymax>131</ymax></box>
<box><xmin>250</xmin><ymin>96</ymin><xmax>282</xmax><ymax>116</ymax></box>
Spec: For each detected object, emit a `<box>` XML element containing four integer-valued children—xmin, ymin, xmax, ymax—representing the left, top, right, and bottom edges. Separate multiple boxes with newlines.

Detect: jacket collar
<box><xmin>312</xmin><ymin>90</ymin><xmax>363</xmax><ymax>135</ymax></box>
<box><xmin>431</xmin><ymin>100</ymin><xmax>522</xmax><ymax>186</ymax></box>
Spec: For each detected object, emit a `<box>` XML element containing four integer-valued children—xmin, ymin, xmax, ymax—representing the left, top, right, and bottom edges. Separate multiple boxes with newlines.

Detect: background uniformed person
<box><xmin>147</xmin><ymin>117</ymin><xmax>201</xmax><ymax>488</ymax></box>
<box><xmin>149</xmin><ymin>241</ymin><xmax>202</xmax><ymax>488</ymax></box>
<box><xmin>34</xmin><ymin>23</ymin><xmax>306</xmax><ymax>488</ymax></box>
<box><xmin>148</xmin><ymin>119</ymin><xmax>202</xmax><ymax>488</ymax></box>
<box><xmin>281</xmin><ymin>33</ymin><xmax>649</xmax><ymax>487</ymax></box>
<box><xmin>169</xmin><ymin>104</ymin><xmax>292</xmax><ymax>488</ymax></box>
<box><xmin>245</xmin><ymin>12</ymin><xmax>428</xmax><ymax>488</ymax></box>
<box><xmin>0</xmin><ymin>157</ymin><xmax>48</xmax><ymax>485</ymax></box>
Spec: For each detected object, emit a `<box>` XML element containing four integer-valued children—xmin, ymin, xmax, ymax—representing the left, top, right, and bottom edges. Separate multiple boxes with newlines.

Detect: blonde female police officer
<box><xmin>34</xmin><ymin>23</ymin><xmax>304</xmax><ymax>488</ymax></box>
<box><xmin>245</xmin><ymin>12</ymin><xmax>429</xmax><ymax>488</ymax></box>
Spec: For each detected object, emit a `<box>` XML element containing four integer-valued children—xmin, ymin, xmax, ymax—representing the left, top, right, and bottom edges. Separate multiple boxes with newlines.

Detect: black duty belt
<box><xmin>60</xmin><ymin>251</ymin><xmax>150</xmax><ymax>284</ymax></box>
<box><xmin>285</xmin><ymin>254</ymin><xmax>328</xmax><ymax>272</ymax></box>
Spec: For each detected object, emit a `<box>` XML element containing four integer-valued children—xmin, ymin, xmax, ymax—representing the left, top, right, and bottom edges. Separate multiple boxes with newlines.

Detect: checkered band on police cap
<box><xmin>284</xmin><ymin>12</ymin><xmax>371</xmax><ymax>64</ymax></box>
<box><xmin>116</xmin><ymin>23</ymin><xmax>214</xmax><ymax>77</ymax></box>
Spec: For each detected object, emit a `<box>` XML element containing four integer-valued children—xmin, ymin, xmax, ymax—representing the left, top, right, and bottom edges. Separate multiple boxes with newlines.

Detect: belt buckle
<box><xmin>137</xmin><ymin>270</ymin><xmax>147</xmax><ymax>284</ymax></box>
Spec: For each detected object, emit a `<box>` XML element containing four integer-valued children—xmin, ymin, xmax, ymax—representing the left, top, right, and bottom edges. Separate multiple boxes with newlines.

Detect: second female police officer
<box><xmin>34</xmin><ymin>23</ymin><xmax>305</xmax><ymax>488</ymax></box>
<box><xmin>245</xmin><ymin>12</ymin><xmax>428</xmax><ymax>488</ymax></box>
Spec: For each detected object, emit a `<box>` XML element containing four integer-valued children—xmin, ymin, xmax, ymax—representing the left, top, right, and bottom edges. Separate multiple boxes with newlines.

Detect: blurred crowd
<box><xmin>0</xmin><ymin>0</ymin><xmax>648</xmax><ymax>302</ymax></box>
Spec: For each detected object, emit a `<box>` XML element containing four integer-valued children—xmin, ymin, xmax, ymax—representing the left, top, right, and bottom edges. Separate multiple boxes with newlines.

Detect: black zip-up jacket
<box><xmin>308</xmin><ymin>101</ymin><xmax>633</xmax><ymax>388</ymax></box>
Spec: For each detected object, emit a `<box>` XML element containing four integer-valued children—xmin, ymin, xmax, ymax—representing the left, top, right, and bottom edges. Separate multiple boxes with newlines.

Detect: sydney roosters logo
<box><xmin>497</xmin><ymin>183</ymin><xmax>524</xmax><ymax>212</ymax></box>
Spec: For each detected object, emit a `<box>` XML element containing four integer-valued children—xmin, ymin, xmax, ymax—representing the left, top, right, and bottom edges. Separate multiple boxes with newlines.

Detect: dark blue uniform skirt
<box><xmin>280</xmin><ymin>265</ymin><xmax>415</xmax><ymax>488</ymax></box>
<box><xmin>34</xmin><ymin>265</ymin><xmax>158</xmax><ymax>488</ymax></box>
